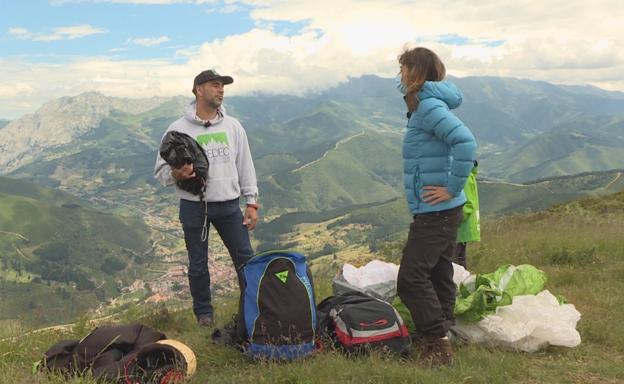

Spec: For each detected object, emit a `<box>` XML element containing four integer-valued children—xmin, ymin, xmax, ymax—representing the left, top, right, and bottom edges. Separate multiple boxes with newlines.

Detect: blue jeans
<box><xmin>179</xmin><ymin>198</ymin><xmax>254</xmax><ymax>319</ymax></box>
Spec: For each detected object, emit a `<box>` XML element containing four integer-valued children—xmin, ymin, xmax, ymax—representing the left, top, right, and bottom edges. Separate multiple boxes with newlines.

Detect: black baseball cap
<box><xmin>192</xmin><ymin>69</ymin><xmax>233</xmax><ymax>93</ymax></box>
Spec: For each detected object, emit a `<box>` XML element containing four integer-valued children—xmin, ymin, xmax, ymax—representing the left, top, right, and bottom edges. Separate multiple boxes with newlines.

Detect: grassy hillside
<box><xmin>2</xmin><ymin>191</ymin><xmax>623</xmax><ymax>383</ymax></box>
<box><xmin>480</xmin><ymin>169</ymin><xmax>624</xmax><ymax>214</ymax></box>
<box><xmin>481</xmin><ymin>116</ymin><xmax>624</xmax><ymax>182</ymax></box>
<box><xmin>0</xmin><ymin>177</ymin><xmax>153</xmax><ymax>325</ymax></box>
<box><xmin>253</xmin><ymin>169</ymin><xmax>624</xmax><ymax>249</ymax></box>
<box><xmin>260</xmin><ymin>131</ymin><xmax>403</xmax><ymax>215</ymax></box>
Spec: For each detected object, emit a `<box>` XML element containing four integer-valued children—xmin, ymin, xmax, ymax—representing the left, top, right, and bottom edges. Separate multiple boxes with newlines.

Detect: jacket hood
<box><xmin>418</xmin><ymin>81</ymin><xmax>463</xmax><ymax>109</ymax></box>
<box><xmin>183</xmin><ymin>100</ymin><xmax>226</xmax><ymax>126</ymax></box>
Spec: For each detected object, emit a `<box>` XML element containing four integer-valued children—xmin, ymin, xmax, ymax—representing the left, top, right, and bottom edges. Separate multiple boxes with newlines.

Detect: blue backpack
<box><xmin>238</xmin><ymin>250</ymin><xmax>317</xmax><ymax>360</ymax></box>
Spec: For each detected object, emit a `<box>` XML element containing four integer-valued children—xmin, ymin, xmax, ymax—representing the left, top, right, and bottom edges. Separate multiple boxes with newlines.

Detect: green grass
<box><xmin>2</xmin><ymin>194</ymin><xmax>624</xmax><ymax>383</ymax></box>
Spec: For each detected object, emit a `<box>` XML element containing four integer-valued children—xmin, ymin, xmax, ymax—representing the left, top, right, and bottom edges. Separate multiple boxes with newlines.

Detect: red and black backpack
<box><xmin>317</xmin><ymin>291</ymin><xmax>411</xmax><ymax>355</ymax></box>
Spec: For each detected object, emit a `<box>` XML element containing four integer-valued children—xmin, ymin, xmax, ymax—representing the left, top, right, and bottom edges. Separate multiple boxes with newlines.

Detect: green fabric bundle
<box><xmin>455</xmin><ymin>264</ymin><xmax>547</xmax><ymax>322</ymax></box>
<box><xmin>394</xmin><ymin>264</ymin><xmax>548</xmax><ymax>331</ymax></box>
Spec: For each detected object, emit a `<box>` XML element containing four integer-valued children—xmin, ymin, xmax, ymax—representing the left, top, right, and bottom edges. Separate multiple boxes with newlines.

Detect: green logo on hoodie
<box><xmin>197</xmin><ymin>132</ymin><xmax>229</xmax><ymax>146</ymax></box>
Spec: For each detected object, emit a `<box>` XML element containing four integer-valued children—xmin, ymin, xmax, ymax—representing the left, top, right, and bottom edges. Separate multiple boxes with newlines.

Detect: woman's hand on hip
<box><xmin>422</xmin><ymin>186</ymin><xmax>452</xmax><ymax>205</ymax></box>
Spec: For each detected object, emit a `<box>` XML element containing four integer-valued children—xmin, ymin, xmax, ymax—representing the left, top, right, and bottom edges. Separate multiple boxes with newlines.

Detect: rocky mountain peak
<box><xmin>0</xmin><ymin>92</ymin><xmax>174</xmax><ymax>173</ymax></box>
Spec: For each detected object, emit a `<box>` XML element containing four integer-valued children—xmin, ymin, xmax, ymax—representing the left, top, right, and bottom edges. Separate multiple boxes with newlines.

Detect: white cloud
<box><xmin>219</xmin><ymin>4</ymin><xmax>242</xmax><ymax>13</ymax></box>
<box><xmin>175</xmin><ymin>46</ymin><xmax>200</xmax><ymax>57</ymax></box>
<box><xmin>0</xmin><ymin>82</ymin><xmax>34</xmax><ymax>98</ymax></box>
<box><xmin>185</xmin><ymin>0</ymin><xmax>624</xmax><ymax>96</ymax></box>
<box><xmin>239</xmin><ymin>0</ymin><xmax>624</xmax><ymax>78</ymax></box>
<box><xmin>127</xmin><ymin>36</ymin><xmax>171</xmax><ymax>46</ymax></box>
<box><xmin>3</xmin><ymin>0</ymin><xmax>624</xmax><ymax>118</ymax></box>
<box><xmin>8</xmin><ymin>27</ymin><xmax>30</xmax><ymax>36</ymax></box>
<box><xmin>8</xmin><ymin>27</ymin><xmax>39</xmax><ymax>40</ymax></box>
<box><xmin>8</xmin><ymin>24</ymin><xmax>106</xmax><ymax>41</ymax></box>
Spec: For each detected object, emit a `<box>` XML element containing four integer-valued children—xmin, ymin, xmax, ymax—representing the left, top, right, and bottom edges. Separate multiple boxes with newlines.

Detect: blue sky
<box><xmin>0</xmin><ymin>0</ymin><xmax>622</xmax><ymax>119</ymax></box>
<box><xmin>1</xmin><ymin>0</ymin><xmax>257</xmax><ymax>61</ymax></box>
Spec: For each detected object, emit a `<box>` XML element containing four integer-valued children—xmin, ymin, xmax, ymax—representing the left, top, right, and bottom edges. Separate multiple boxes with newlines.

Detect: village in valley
<box><xmin>103</xmin><ymin>202</ymin><xmax>240</xmax><ymax>315</ymax></box>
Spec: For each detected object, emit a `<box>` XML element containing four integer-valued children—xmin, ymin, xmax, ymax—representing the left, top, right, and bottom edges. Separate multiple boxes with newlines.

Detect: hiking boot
<box><xmin>408</xmin><ymin>332</ymin><xmax>428</xmax><ymax>357</ymax></box>
<box><xmin>197</xmin><ymin>314</ymin><xmax>214</xmax><ymax>327</ymax></box>
<box><xmin>418</xmin><ymin>336</ymin><xmax>454</xmax><ymax>368</ymax></box>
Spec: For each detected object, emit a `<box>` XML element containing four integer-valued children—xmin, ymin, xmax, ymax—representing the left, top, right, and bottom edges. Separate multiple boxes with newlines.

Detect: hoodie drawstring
<box><xmin>201</xmin><ymin>201</ymin><xmax>208</xmax><ymax>242</ymax></box>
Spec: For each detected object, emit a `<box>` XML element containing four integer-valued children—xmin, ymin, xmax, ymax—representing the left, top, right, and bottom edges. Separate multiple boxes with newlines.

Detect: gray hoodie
<box><xmin>154</xmin><ymin>101</ymin><xmax>258</xmax><ymax>204</ymax></box>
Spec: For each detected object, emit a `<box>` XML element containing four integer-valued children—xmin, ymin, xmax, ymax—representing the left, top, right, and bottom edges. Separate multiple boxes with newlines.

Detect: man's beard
<box><xmin>207</xmin><ymin>98</ymin><xmax>222</xmax><ymax>109</ymax></box>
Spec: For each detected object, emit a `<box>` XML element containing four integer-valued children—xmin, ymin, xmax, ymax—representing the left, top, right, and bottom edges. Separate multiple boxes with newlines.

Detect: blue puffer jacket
<box><xmin>403</xmin><ymin>81</ymin><xmax>477</xmax><ymax>214</ymax></box>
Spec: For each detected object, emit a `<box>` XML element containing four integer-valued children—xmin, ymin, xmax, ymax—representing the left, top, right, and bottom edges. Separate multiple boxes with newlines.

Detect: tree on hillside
<box><xmin>369</xmin><ymin>238</ymin><xmax>378</xmax><ymax>253</ymax></box>
<box><xmin>34</xmin><ymin>242</ymin><xmax>69</xmax><ymax>262</ymax></box>
<box><xmin>323</xmin><ymin>244</ymin><xmax>337</xmax><ymax>254</ymax></box>
<box><xmin>101</xmin><ymin>256</ymin><xmax>127</xmax><ymax>275</ymax></box>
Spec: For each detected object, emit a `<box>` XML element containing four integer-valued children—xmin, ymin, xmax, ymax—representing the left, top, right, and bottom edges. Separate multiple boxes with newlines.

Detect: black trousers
<box><xmin>397</xmin><ymin>205</ymin><xmax>463</xmax><ymax>338</ymax></box>
<box><xmin>454</xmin><ymin>242</ymin><xmax>467</xmax><ymax>269</ymax></box>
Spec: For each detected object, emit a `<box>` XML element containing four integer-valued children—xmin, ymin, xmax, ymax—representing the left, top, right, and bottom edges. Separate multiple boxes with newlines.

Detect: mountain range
<box><xmin>0</xmin><ymin>74</ymin><xmax>622</xmax><ymax>228</ymax></box>
<box><xmin>2</xmin><ymin>75</ymin><xmax>623</xmax><ymax>184</ymax></box>
<box><xmin>2</xmin><ymin>74</ymin><xmax>624</xmax><ymax>324</ymax></box>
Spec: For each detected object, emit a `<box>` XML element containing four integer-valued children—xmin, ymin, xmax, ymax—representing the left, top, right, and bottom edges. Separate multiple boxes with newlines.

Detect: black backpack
<box><xmin>159</xmin><ymin>131</ymin><xmax>209</xmax><ymax>196</ymax></box>
<box><xmin>212</xmin><ymin>250</ymin><xmax>318</xmax><ymax>361</ymax></box>
<box><xmin>317</xmin><ymin>291</ymin><xmax>411</xmax><ymax>355</ymax></box>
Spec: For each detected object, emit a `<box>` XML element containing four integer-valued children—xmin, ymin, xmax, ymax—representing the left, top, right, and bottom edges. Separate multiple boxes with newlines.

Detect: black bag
<box><xmin>159</xmin><ymin>131</ymin><xmax>209</xmax><ymax>196</ymax></box>
<box><xmin>317</xmin><ymin>291</ymin><xmax>410</xmax><ymax>355</ymax></box>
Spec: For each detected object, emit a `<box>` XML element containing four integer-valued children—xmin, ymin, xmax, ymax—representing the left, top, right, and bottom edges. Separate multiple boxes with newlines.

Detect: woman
<box><xmin>395</xmin><ymin>47</ymin><xmax>477</xmax><ymax>367</ymax></box>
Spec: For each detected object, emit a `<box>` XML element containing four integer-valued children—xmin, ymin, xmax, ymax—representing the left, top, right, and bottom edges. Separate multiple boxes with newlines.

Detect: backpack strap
<box><xmin>211</xmin><ymin>315</ymin><xmax>247</xmax><ymax>352</ymax></box>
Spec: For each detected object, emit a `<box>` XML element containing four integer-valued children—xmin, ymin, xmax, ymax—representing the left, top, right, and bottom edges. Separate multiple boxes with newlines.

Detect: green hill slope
<box><xmin>260</xmin><ymin>131</ymin><xmax>403</xmax><ymax>214</ymax></box>
<box><xmin>0</xmin><ymin>177</ymin><xmax>153</xmax><ymax>325</ymax></box>
<box><xmin>254</xmin><ymin>170</ymin><xmax>624</xmax><ymax>249</ymax></box>
<box><xmin>482</xmin><ymin>116</ymin><xmax>624</xmax><ymax>182</ymax></box>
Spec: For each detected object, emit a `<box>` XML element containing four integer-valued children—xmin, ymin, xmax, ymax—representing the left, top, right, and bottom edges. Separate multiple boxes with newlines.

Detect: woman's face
<box><xmin>399</xmin><ymin>64</ymin><xmax>408</xmax><ymax>84</ymax></box>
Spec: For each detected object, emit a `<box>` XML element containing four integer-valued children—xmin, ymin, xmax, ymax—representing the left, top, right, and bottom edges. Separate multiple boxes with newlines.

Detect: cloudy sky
<box><xmin>1</xmin><ymin>0</ymin><xmax>622</xmax><ymax>119</ymax></box>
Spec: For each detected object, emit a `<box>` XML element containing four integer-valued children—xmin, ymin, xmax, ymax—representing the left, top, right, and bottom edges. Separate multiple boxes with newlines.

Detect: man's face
<box><xmin>196</xmin><ymin>80</ymin><xmax>225</xmax><ymax>109</ymax></box>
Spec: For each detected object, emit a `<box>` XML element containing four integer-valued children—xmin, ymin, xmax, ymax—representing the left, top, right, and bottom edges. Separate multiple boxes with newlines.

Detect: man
<box><xmin>154</xmin><ymin>69</ymin><xmax>259</xmax><ymax>327</ymax></box>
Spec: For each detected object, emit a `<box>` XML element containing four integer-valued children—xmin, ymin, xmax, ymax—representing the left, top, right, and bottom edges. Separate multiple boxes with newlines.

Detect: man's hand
<box><xmin>422</xmin><ymin>186</ymin><xmax>452</xmax><ymax>205</ymax></box>
<box><xmin>243</xmin><ymin>206</ymin><xmax>258</xmax><ymax>230</ymax></box>
<box><xmin>171</xmin><ymin>163</ymin><xmax>195</xmax><ymax>180</ymax></box>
